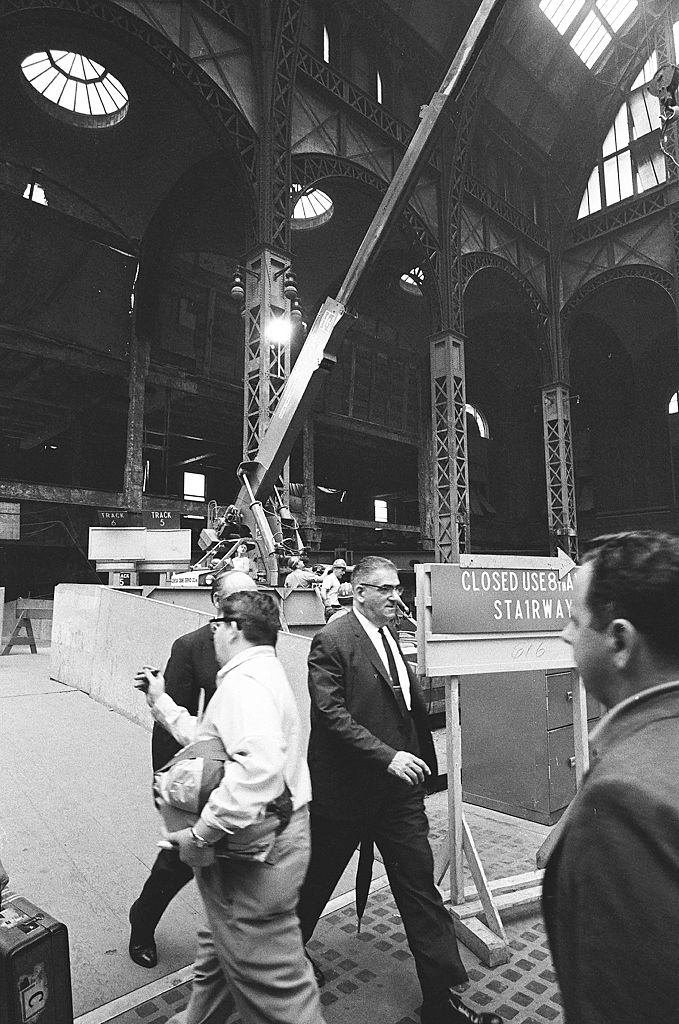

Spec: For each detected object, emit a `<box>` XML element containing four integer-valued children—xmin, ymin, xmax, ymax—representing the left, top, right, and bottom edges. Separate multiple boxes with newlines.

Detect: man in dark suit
<box><xmin>128</xmin><ymin>569</ymin><xmax>257</xmax><ymax>968</ymax></box>
<box><xmin>297</xmin><ymin>556</ymin><xmax>502</xmax><ymax>1024</ymax></box>
<box><xmin>542</xmin><ymin>532</ymin><xmax>679</xmax><ymax>1023</ymax></box>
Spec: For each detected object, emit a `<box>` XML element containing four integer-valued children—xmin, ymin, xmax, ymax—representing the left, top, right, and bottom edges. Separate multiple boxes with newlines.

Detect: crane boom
<box><xmin>236</xmin><ymin>0</ymin><xmax>506</xmax><ymax>517</ymax></box>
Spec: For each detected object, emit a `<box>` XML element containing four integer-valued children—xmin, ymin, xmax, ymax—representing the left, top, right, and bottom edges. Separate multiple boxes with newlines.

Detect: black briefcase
<box><xmin>0</xmin><ymin>892</ymin><xmax>73</xmax><ymax>1024</ymax></box>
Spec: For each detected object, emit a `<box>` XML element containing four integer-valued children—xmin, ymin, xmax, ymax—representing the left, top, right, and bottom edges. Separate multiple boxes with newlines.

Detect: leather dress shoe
<box><xmin>444</xmin><ymin>990</ymin><xmax>503</xmax><ymax>1024</ymax></box>
<box><xmin>128</xmin><ymin>903</ymin><xmax>158</xmax><ymax>969</ymax></box>
<box><xmin>305</xmin><ymin>950</ymin><xmax>326</xmax><ymax>988</ymax></box>
<box><xmin>421</xmin><ymin>990</ymin><xmax>503</xmax><ymax>1024</ymax></box>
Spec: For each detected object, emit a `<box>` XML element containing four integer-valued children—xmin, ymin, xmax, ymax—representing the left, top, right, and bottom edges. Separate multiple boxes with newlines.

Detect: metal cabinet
<box><xmin>460</xmin><ymin>668</ymin><xmax>600</xmax><ymax>825</ymax></box>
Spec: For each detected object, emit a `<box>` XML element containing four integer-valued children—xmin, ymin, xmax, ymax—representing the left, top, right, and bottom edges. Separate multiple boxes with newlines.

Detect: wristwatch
<box><xmin>190</xmin><ymin>828</ymin><xmax>212</xmax><ymax>848</ymax></box>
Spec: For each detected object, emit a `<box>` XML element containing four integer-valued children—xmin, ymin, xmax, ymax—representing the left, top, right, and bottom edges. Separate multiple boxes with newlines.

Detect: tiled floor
<box><xmin>101</xmin><ymin>796</ymin><xmax>563</xmax><ymax>1024</ymax></box>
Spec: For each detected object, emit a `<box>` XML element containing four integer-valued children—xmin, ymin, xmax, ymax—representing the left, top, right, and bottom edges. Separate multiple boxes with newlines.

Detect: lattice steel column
<box><xmin>542</xmin><ymin>384</ymin><xmax>577</xmax><ymax>559</ymax></box>
<box><xmin>430</xmin><ymin>332</ymin><xmax>470</xmax><ymax>561</ymax></box>
<box><xmin>242</xmin><ymin>246</ymin><xmax>291</xmax><ymax>500</ymax></box>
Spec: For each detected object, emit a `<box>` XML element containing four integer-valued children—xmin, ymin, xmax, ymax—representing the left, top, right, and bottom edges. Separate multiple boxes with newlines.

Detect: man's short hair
<box><xmin>212</xmin><ymin>569</ymin><xmax>257</xmax><ymax>602</ymax></box>
<box><xmin>352</xmin><ymin>556</ymin><xmax>398</xmax><ymax>587</ymax></box>
<box><xmin>583</xmin><ymin>531</ymin><xmax>679</xmax><ymax>661</ymax></box>
<box><xmin>219</xmin><ymin>591</ymin><xmax>280</xmax><ymax>647</ymax></box>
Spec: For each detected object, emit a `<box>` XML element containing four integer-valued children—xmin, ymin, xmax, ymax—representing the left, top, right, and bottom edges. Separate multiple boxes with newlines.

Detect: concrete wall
<box><xmin>51</xmin><ymin>585</ymin><xmax>312</xmax><ymax>744</ymax></box>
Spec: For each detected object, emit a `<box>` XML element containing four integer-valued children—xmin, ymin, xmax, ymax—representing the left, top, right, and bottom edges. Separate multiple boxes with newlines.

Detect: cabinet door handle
<box><xmin>566</xmin><ymin>691</ymin><xmax>573</xmax><ymax>702</ymax></box>
<box><xmin>568</xmin><ymin>756</ymin><xmax>576</xmax><ymax>769</ymax></box>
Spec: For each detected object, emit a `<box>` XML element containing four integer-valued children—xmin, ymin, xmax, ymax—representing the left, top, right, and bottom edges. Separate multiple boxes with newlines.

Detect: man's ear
<box><xmin>609</xmin><ymin>618</ymin><xmax>637</xmax><ymax>668</ymax></box>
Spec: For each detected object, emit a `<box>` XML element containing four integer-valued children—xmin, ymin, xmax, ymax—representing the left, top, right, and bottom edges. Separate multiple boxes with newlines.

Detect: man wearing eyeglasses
<box><xmin>139</xmin><ymin>591</ymin><xmax>324</xmax><ymax>1024</ymax></box>
<box><xmin>297</xmin><ymin>556</ymin><xmax>502</xmax><ymax>1024</ymax></box>
<box><xmin>128</xmin><ymin>569</ymin><xmax>257</xmax><ymax>970</ymax></box>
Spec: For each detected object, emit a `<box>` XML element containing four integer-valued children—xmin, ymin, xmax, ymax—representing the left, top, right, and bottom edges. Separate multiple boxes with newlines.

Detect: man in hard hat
<box><xmin>319</xmin><ymin>559</ymin><xmax>348</xmax><ymax>618</ymax></box>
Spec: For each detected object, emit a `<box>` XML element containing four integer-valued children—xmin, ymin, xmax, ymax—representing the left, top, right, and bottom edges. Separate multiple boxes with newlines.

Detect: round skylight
<box><xmin>400</xmin><ymin>266</ymin><xmax>424</xmax><ymax>296</ymax></box>
<box><xmin>291</xmin><ymin>184</ymin><xmax>334</xmax><ymax>229</ymax></box>
<box><xmin>21</xmin><ymin>50</ymin><xmax>129</xmax><ymax>128</ymax></box>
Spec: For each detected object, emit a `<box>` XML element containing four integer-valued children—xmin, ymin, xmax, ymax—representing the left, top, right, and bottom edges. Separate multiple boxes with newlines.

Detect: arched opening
<box><xmin>463</xmin><ymin>268</ymin><xmax>548</xmax><ymax>553</ymax></box>
<box><xmin>567</xmin><ymin>277</ymin><xmax>678</xmax><ymax>536</ymax></box>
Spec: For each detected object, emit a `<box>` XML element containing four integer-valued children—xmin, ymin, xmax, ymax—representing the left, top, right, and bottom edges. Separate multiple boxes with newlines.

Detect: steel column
<box><xmin>542</xmin><ymin>383</ymin><xmax>577</xmax><ymax>559</ymax></box>
<box><xmin>430</xmin><ymin>332</ymin><xmax>470</xmax><ymax>562</ymax></box>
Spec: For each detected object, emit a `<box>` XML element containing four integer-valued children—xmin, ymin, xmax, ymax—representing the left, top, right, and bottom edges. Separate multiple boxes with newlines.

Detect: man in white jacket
<box><xmin>137</xmin><ymin>591</ymin><xmax>323</xmax><ymax>1024</ymax></box>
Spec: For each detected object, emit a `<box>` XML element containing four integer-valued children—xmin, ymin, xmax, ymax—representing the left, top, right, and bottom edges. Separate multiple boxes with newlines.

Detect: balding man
<box><xmin>129</xmin><ymin>569</ymin><xmax>257</xmax><ymax>968</ymax></box>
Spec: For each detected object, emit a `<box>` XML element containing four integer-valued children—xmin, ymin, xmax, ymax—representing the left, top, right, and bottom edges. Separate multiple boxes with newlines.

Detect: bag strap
<box><xmin>162</xmin><ymin>736</ymin><xmax>228</xmax><ymax>772</ymax></box>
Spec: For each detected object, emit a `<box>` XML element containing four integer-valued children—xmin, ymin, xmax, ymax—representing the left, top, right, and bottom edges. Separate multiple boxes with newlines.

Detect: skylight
<box><xmin>539</xmin><ymin>0</ymin><xmax>638</xmax><ymax>71</ymax></box>
<box><xmin>290</xmin><ymin>184</ymin><xmax>334</xmax><ymax>229</ymax></box>
<box><xmin>400</xmin><ymin>267</ymin><xmax>424</xmax><ymax>296</ymax></box>
<box><xmin>571</xmin><ymin>11</ymin><xmax>611</xmax><ymax>68</ymax></box>
<box><xmin>539</xmin><ymin>0</ymin><xmax>585</xmax><ymax>36</ymax></box>
<box><xmin>21</xmin><ymin>50</ymin><xmax>128</xmax><ymax>128</ymax></box>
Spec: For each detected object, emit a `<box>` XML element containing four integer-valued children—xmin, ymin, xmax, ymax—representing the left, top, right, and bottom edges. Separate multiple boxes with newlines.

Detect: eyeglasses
<box><xmin>360</xmin><ymin>583</ymin><xmax>404</xmax><ymax>596</ymax></box>
<box><xmin>209</xmin><ymin>617</ymin><xmax>239</xmax><ymax>626</ymax></box>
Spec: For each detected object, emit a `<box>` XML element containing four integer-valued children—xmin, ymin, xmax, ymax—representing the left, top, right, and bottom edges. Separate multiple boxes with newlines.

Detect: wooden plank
<box><xmin>450</xmin><ymin>914</ymin><xmax>510</xmax><ymax>967</ymax></box>
<box><xmin>450</xmin><ymin>885</ymin><xmax>543</xmax><ymax>920</ymax></box>
<box><xmin>462</xmin><ymin>816</ymin><xmax>506</xmax><ymax>940</ymax></box>
<box><xmin>445</xmin><ymin>677</ymin><xmax>465</xmax><ymax>903</ymax></box>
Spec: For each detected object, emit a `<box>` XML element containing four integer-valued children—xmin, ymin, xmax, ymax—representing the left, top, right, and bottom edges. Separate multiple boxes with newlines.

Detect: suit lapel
<box><xmin>348</xmin><ymin>612</ymin><xmax>407</xmax><ymax>712</ymax></box>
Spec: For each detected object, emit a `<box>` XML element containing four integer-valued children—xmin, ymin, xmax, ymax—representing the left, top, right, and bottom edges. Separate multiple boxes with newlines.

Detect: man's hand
<box><xmin>134</xmin><ymin>666</ymin><xmax>166</xmax><ymax>707</ymax></box>
<box><xmin>163</xmin><ymin>828</ymin><xmax>216</xmax><ymax>868</ymax></box>
<box><xmin>387</xmin><ymin>750</ymin><xmax>431</xmax><ymax>785</ymax></box>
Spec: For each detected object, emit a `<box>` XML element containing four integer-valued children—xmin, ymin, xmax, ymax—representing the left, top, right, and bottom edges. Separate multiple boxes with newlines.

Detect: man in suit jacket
<box><xmin>128</xmin><ymin>569</ymin><xmax>257</xmax><ymax>969</ymax></box>
<box><xmin>297</xmin><ymin>556</ymin><xmax>502</xmax><ymax>1024</ymax></box>
<box><xmin>542</xmin><ymin>531</ymin><xmax>679</xmax><ymax>1023</ymax></box>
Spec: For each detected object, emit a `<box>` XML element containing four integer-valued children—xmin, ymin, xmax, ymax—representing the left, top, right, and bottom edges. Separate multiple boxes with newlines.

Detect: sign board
<box><xmin>97</xmin><ymin>510</ymin><xmax>130</xmax><ymax>527</ymax></box>
<box><xmin>142</xmin><ymin>510</ymin><xmax>180</xmax><ymax>530</ymax></box>
<box><xmin>416</xmin><ymin>553</ymin><xmax>577</xmax><ymax>677</ymax></box>
<box><xmin>431</xmin><ymin>563</ymin><xmax>575</xmax><ymax>634</ymax></box>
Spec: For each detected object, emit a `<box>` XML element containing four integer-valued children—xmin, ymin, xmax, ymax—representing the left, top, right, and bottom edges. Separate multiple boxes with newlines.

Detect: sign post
<box><xmin>416</xmin><ymin>552</ymin><xmax>581</xmax><ymax>966</ymax></box>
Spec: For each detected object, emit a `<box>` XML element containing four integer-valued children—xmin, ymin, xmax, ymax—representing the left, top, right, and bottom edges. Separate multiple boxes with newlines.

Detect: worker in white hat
<box><xmin>320</xmin><ymin>559</ymin><xmax>348</xmax><ymax>618</ymax></box>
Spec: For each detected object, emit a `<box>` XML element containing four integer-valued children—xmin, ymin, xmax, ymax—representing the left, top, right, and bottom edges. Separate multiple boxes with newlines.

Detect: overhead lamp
<box><xmin>266</xmin><ymin>314</ymin><xmax>292</xmax><ymax>345</ymax></box>
<box><xmin>230</xmin><ymin>267</ymin><xmax>245</xmax><ymax>303</ymax></box>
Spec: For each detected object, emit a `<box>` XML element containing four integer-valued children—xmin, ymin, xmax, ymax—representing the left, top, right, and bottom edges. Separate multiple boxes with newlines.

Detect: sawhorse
<box><xmin>1</xmin><ymin>608</ymin><xmax>52</xmax><ymax>655</ymax></box>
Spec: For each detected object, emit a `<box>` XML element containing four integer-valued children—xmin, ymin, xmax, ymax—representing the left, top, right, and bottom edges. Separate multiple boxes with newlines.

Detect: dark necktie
<box><xmin>379</xmin><ymin>627</ymin><xmax>407</xmax><ymax>715</ymax></box>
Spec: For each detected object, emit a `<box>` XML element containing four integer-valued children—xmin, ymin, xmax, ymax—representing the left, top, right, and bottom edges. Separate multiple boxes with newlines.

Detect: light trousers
<box><xmin>186</xmin><ymin>806</ymin><xmax>324</xmax><ymax>1024</ymax></box>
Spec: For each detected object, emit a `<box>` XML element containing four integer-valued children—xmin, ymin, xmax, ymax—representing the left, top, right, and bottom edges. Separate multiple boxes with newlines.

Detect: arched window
<box><xmin>578</xmin><ymin>51</ymin><xmax>665</xmax><ymax>217</ymax></box>
<box><xmin>21</xmin><ymin>50</ymin><xmax>128</xmax><ymax>128</ymax></box>
<box><xmin>290</xmin><ymin>184</ymin><xmax>334</xmax><ymax>229</ymax></box>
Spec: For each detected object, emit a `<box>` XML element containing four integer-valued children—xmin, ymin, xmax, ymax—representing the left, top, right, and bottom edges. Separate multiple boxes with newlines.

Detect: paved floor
<box><xmin>0</xmin><ymin>650</ymin><xmax>563</xmax><ymax>1024</ymax></box>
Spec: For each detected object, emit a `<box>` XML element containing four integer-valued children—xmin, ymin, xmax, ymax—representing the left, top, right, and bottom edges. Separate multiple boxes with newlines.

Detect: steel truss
<box><xmin>431</xmin><ymin>333</ymin><xmax>470</xmax><ymax>560</ymax></box>
<box><xmin>542</xmin><ymin>385</ymin><xmax>577</xmax><ymax>560</ymax></box>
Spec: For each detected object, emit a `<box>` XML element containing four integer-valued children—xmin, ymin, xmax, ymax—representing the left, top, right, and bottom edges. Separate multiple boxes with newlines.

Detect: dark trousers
<box><xmin>297</xmin><ymin>791</ymin><xmax>467</xmax><ymax>1006</ymax></box>
<box><xmin>132</xmin><ymin>847</ymin><xmax>193</xmax><ymax>938</ymax></box>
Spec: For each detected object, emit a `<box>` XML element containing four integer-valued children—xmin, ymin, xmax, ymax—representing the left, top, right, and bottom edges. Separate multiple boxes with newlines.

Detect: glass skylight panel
<box><xmin>578</xmin><ymin>166</ymin><xmax>602</xmax><ymax>218</ymax></box>
<box><xmin>631</xmin><ymin>50</ymin><xmax>657</xmax><ymax>90</ymax></box>
<box><xmin>596</xmin><ymin>0</ymin><xmax>637</xmax><ymax>33</ymax></box>
<box><xmin>290</xmin><ymin>184</ymin><xmax>334</xmax><ymax>227</ymax></box>
<box><xmin>400</xmin><ymin>267</ymin><xmax>425</xmax><ymax>295</ymax></box>
<box><xmin>539</xmin><ymin>0</ymin><xmax>585</xmax><ymax>35</ymax></box>
<box><xmin>602</xmin><ymin>104</ymin><xmax>629</xmax><ymax>155</ymax></box>
<box><xmin>21</xmin><ymin>50</ymin><xmax>128</xmax><ymax>125</ymax></box>
<box><xmin>630</xmin><ymin>87</ymin><xmax>658</xmax><ymax>139</ymax></box>
<box><xmin>571</xmin><ymin>11</ymin><xmax>611</xmax><ymax>68</ymax></box>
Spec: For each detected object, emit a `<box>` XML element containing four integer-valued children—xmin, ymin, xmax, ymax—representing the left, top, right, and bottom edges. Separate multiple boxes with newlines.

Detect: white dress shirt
<box><xmin>150</xmin><ymin>645</ymin><xmax>312</xmax><ymax>843</ymax></box>
<box><xmin>353</xmin><ymin>608</ymin><xmax>412</xmax><ymax>710</ymax></box>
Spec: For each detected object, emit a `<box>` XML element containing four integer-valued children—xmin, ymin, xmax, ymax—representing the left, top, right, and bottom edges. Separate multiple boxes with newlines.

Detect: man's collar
<box><xmin>353</xmin><ymin>606</ymin><xmax>384</xmax><ymax>637</ymax></box>
<box><xmin>218</xmin><ymin>644</ymin><xmax>275</xmax><ymax>676</ymax></box>
<box><xmin>589</xmin><ymin>679</ymin><xmax>679</xmax><ymax>763</ymax></box>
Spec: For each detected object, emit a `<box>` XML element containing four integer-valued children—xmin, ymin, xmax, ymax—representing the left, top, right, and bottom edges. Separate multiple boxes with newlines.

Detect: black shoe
<box><xmin>445</xmin><ymin>990</ymin><xmax>503</xmax><ymax>1024</ymax></box>
<box><xmin>305</xmin><ymin>950</ymin><xmax>326</xmax><ymax>988</ymax></box>
<box><xmin>128</xmin><ymin>903</ymin><xmax>158</xmax><ymax>969</ymax></box>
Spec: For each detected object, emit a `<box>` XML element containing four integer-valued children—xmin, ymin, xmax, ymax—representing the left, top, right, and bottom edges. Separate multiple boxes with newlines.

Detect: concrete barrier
<box><xmin>51</xmin><ymin>584</ymin><xmax>312</xmax><ymax>748</ymax></box>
